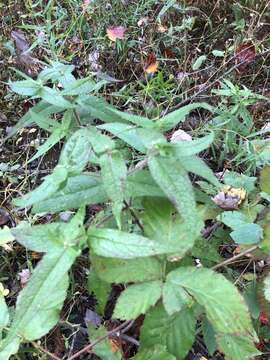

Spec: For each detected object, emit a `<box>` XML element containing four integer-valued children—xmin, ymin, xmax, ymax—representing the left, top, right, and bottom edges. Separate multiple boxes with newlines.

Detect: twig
<box><xmin>124</xmin><ymin>200</ymin><xmax>144</xmax><ymax>231</ymax></box>
<box><xmin>212</xmin><ymin>245</ymin><xmax>258</xmax><ymax>271</ymax></box>
<box><xmin>31</xmin><ymin>342</ymin><xmax>62</xmax><ymax>360</ymax></box>
<box><xmin>67</xmin><ymin>320</ymin><xmax>132</xmax><ymax>360</ymax></box>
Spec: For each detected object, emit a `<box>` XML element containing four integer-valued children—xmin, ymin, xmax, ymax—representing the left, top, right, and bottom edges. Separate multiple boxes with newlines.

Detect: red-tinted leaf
<box><xmin>107</xmin><ymin>26</ymin><xmax>126</xmax><ymax>41</ymax></box>
<box><xmin>144</xmin><ymin>53</ymin><xmax>158</xmax><ymax>74</ymax></box>
<box><xmin>259</xmin><ymin>312</ymin><xmax>269</xmax><ymax>325</ymax></box>
<box><xmin>235</xmin><ymin>41</ymin><xmax>256</xmax><ymax>72</ymax></box>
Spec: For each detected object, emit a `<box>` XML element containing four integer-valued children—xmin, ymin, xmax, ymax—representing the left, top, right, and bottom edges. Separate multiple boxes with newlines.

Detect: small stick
<box><xmin>67</xmin><ymin>320</ymin><xmax>132</xmax><ymax>360</ymax></box>
<box><xmin>212</xmin><ymin>245</ymin><xmax>258</xmax><ymax>271</ymax></box>
<box><xmin>124</xmin><ymin>200</ymin><xmax>144</xmax><ymax>231</ymax></box>
<box><xmin>31</xmin><ymin>342</ymin><xmax>62</xmax><ymax>360</ymax></box>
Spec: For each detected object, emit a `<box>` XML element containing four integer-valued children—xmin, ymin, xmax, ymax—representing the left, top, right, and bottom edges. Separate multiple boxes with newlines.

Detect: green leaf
<box><xmin>38</xmin><ymin>62</ymin><xmax>75</xmax><ymax>86</ymax></box>
<box><xmin>88</xmin><ymin>324</ymin><xmax>121</xmax><ymax>360</ymax></box>
<box><xmin>0</xmin><ymin>227</ymin><xmax>15</xmax><ymax>246</ymax></box>
<box><xmin>260</xmin><ymin>166</ymin><xmax>270</xmax><ymax>194</ymax></box>
<box><xmin>88</xmin><ymin>270</ymin><xmax>111</xmax><ymax>315</ymax></box>
<box><xmin>230</xmin><ymin>223</ymin><xmax>263</xmax><ymax>244</ymax></box>
<box><xmin>140</xmin><ymin>303</ymin><xmax>196</xmax><ymax>360</ymax></box>
<box><xmin>192</xmin><ymin>55</ymin><xmax>207</xmax><ymax>70</ymax></box>
<box><xmin>142</xmin><ymin>198</ymin><xmax>195</xmax><ymax>260</ymax></box>
<box><xmin>9</xmin><ymin>79</ymin><xmax>41</xmax><ymax>96</ymax></box>
<box><xmin>202</xmin><ymin>317</ymin><xmax>217</xmax><ymax>356</ymax></box>
<box><xmin>171</xmin><ymin>132</ymin><xmax>214</xmax><ymax>157</ymax></box>
<box><xmin>157</xmin><ymin>102</ymin><xmax>213</xmax><ymax>131</ymax></box>
<box><xmin>264</xmin><ymin>275</ymin><xmax>270</xmax><ymax>302</ymax></box>
<box><xmin>28</xmin><ymin>110</ymin><xmax>72</xmax><ymax>163</ymax></box>
<box><xmin>32</xmin><ymin>174</ymin><xmax>107</xmax><ymax>213</ymax></box>
<box><xmin>98</xmin><ymin>123</ymin><xmax>146</xmax><ymax>152</ymax></box>
<box><xmin>216</xmin><ymin>334</ymin><xmax>260</xmax><ymax>360</ymax></box>
<box><xmin>212</xmin><ymin>50</ymin><xmax>225</xmax><ymax>57</ymax></box>
<box><xmin>62</xmin><ymin>77</ymin><xmax>106</xmax><ymax>96</ymax></box>
<box><xmin>217</xmin><ymin>211</ymin><xmax>249</xmax><ymax>229</ymax></box>
<box><xmin>165</xmin><ymin>267</ymin><xmax>254</xmax><ymax>335</ymax></box>
<box><xmin>0</xmin><ymin>297</ymin><xmax>9</xmax><ymax>338</ymax></box>
<box><xmin>224</xmin><ymin>171</ymin><xmax>256</xmax><ymax>193</ymax></box>
<box><xmin>39</xmin><ymin>86</ymin><xmax>74</xmax><ymax>108</ymax></box>
<box><xmin>100</xmin><ymin>151</ymin><xmax>127</xmax><ymax>229</ymax></box>
<box><xmin>126</xmin><ymin>170</ymin><xmax>165</xmax><ymax>198</ymax></box>
<box><xmin>87</xmin><ymin>127</ymin><xmax>115</xmax><ymax>154</ymax></box>
<box><xmin>114</xmin><ymin>281</ymin><xmax>162</xmax><ymax>319</ymax></box>
<box><xmin>162</xmin><ymin>278</ymin><xmax>192</xmax><ymax>315</ymax></box>
<box><xmin>148</xmin><ymin>154</ymin><xmax>203</xmax><ymax>238</ymax></box>
<box><xmin>0</xmin><ymin>248</ymin><xmax>79</xmax><ymax>356</ymax></box>
<box><xmin>13</xmin><ymin>165</ymin><xmax>68</xmax><ymax>208</ymax></box>
<box><xmin>180</xmin><ymin>155</ymin><xmax>220</xmax><ymax>188</ymax></box>
<box><xmin>59</xmin><ymin>128</ymin><xmax>93</xmax><ymax>174</ymax></box>
<box><xmin>88</xmin><ymin>228</ymin><xmax>186</xmax><ymax>259</ymax></box>
<box><xmin>91</xmin><ymin>256</ymin><xmax>163</xmax><ymax>283</ymax></box>
<box><xmin>132</xmin><ymin>345</ymin><xmax>176</xmax><ymax>360</ymax></box>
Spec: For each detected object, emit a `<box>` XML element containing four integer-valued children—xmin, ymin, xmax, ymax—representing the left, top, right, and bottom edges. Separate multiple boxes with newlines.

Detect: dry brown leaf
<box><xmin>144</xmin><ymin>53</ymin><xmax>158</xmax><ymax>74</ymax></box>
<box><xmin>235</xmin><ymin>41</ymin><xmax>256</xmax><ymax>72</ymax></box>
<box><xmin>107</xmin><ymin>26</ymin><xmax>126</xmax><ymax>41</ymax></box>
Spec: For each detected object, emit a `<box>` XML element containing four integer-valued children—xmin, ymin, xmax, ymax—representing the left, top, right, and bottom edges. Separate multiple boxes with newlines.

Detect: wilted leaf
<box><xmin>235</xmin><ymin>41</ymin><xmax>256</xmax><ymax>72</ymax></box>
<box><xmin>144</xmin><ymin>53</ymin><xmax>158</xmax><ymax>74</ymax></box>
<box><xmin>107</xmin><ymin>26</ymin><xmax>126</xmax><ymax>41</ymax></box>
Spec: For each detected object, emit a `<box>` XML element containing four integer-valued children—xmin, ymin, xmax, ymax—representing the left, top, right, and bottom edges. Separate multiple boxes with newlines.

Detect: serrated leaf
<box><xmin>88</xmin><ymin>228</ymin><xmax>188</xmax><ymax>259</ymax></box>
<box><xmin>180</xmin><ymin>155</ymin><xmax>220</xmax><ymax>188</ymax></box>
<box><xmin>162</xmin><ymin>279</ymin><xmax>192</xmax><ymax>315</ymax></box>
<box><xmin>37</xmin><ymin>62</ymin><xmax>75</xmax><ymax>86</ymax></box>
<box><xmin>192</xmin><ymin>55</ymin><xmax>207</xmax><ymax>70</ymax></box>
<box><xmin>14</xmin><ymin>165</ymin><xmax>68</xmax><ymax>208</ymax></box>
<box><xmin>91</xmin><ymin>256</ymin><xmax>163</xmax><ymax>283</ymax></box>
<box><xmin>39</xmin><ymin>86</ymin><xmax>74</xmax><ymax>108</ymax></box>
<box><xmin>87</xmin><ymin>127</ymin><xmax>115</xmax><ymax>154</ymax></box>
<box><xmin>216</xmin><ymin>334</ymin><xmax>260</xmax><ymax>360</ymax></box>
<box><xmin>165</xmin><ymin>267</ymin><xmax>254</xmax><ymax>335</ymax></box>
<box><xmin>260</xmin><ymin>166</ymin><xmax>270</xmax><ymax>194</ymax></box>
<box><xmin>114</xmin><ymin>281</ymin><xmax>162</xmax><ymax>319</ymax></box>
<box><xmin>88</xmin><ymin>270</ymin><xmax>111</xmax><ymax>315</ymax></box>
<box><xmin>126</xmin><ymin>170</ymin><xmax>165</xmax><ymax>198</ymax></box>
<box><xmin>9</xmin><ymin>79</ymin><xmax>41</xmax><ymax>96</ymax></box>
<box><xmin>140</xmin><ymin>303</ymin><xmax>196</xmax><ymax>360</ymax></box>
<box><xmin>88</xmin><ymin>324</ymin><xmax>121</xmax><ymax>360</ymax></box>
<box><xmin>148</xmin><ymin>154</ymin><xmax>203</xmax><ymax>238</ymax></box>
<box><xmin>171</xmin><ymin>132</ymin><xmax>214</xmax><ymax>157</ymax></box>
<box><xmin>59</xmin><ymin>128</ymin><xmax>93</xmax><ymax>174</ymax></box>
<box><xmin>62</xmin><ymin>78</ymin><xmax>106</xmax><ymax>96</ymax></box>
<box><xmin>28</xmin><ymin>110</ymin><xmax>72</xmax><ymax>163</ymax></box>
<box><xmin>157</xmin><ymin>102</ymin><xmax>213</xmax><ymax>131</ymax></box>
<box><xmin>0</xmin><ymin>248</ymin><xmax>78</xmax><ymax>357</ymax></box>
<box><xmin>100</xmin><ymin>151</ymin><xmax>127</xmax><ymax>229</ymax></box>
<box><xmin>98</xmin><ymin>123</ymin><xmax>146</xmax><ymax>152</ymax></box>
<box><xmin>32</xmin><ymin>174</ymin><xmax>107</xmax><ymax>213</ymax></box>
<box><xmin>230</xmin><ymin>223</ymin><xmax>263</xmax><ymax>244</ymax></box>
<box><xmin>132</xmin><ymin>345</ymin><xmax>176</xmax><ymax>360</ymax></box>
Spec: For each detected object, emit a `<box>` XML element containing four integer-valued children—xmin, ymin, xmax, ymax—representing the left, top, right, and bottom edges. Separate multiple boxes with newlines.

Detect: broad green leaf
<box><xmin>9</xmin><ymin>79</ymin><xmax>41</xmax><ymax>96</ymax></box>
<box><xmin>202</xmin><ymin>317</ymin><xmax>217</xmax><ymax>356</ymax></box>
<box><xmin>126</xmin><ymin>170</ymin><xmax>166</xmax><ymax>198</ymax></box>
<box><xmin>88</xmin><ymin>270</ymin><xmax>111</xmax><ymax>315</ymax></box>
<box><xmin>180</xmin><ymin>155</ymin><xmax>220</xmax><ymax>188</ymax></box>
<box><xmin>217</xmin><ymin>211</ymin><xmax>249</xmax><ymax>229</ymax></box>
<box><xmin>0</xmin><ymin>338</ymin><xmax>20</xmax><ymax>360</ymax></box>
<box><xmin>192</xmin><ymin>55</ymin><xmax>207</xmax><ymax>70</ymax></box>
<box><xmin>28</xmin><ymin>110</ymin><xmax>72</xmax><ymax>163</ymax></box>
<box><xmin>224</xmin><ymin>171</ymin><xmax>256</xmax><ymax>193</ymax></box>
<box><xmin>162</xmin><ymin>278</ymin><xmax>192</xmax><ymax>315</ymax></box>
<box><xmin>13</xmin><ymin>165</ymin><xmax>68</xmax><ymax>208</ymax></box>
<box><xmin>217</xmin><ymin>334</ymin><xmax>260</xmax><ymax>360</ymax></box>
<box><xmin>171</xmin><ymin>132</ymin><xmax>214</xmax><ymax>157</ymax></box>
<box><xmin>0</xmin><ymin>227</ymin><xmax>15</xmax><ymax>246</ymax></box>
<box><xmin>157</xmin><ymin>102</ymin><xmax>213</xmax><ymax>131</ymax></box>
<box><xmin>88</xmin><ymin>324</ymin><xmax>121</xmax><ymax>360</ymax></box>
<box><xmin>91</xmin><ymin>256</ymin><xmax>163</xmax><ymax>283</ymax></box>
<box><xmin>140</xmin><ymin>303</ymin><xmax>196</xmax><ymax>360</ymax></box>
<box><xmin>260</xmin><ymin>166</ymin><xmax>270</xmax><ymax>194</ymax></box>
<box><xmin>0</xmin><ymin>248</ymin><xmax>79</xmax><ymax>356</ymax></box>
<box><xmin>0</xmin><ymin>297</ymin><xmax>9</xmax><ymax>338</ymax></box>
<box><xmin>87</xmin><ymin>127</ymin><xmax>115</xmax><ymax>154</ymax></box>
<box><xmin>62</xmin><ymin>77</ymin><xmax>106</xmax><ymax>96</ymax></box>
<box><xmin>98</xmin><ymin>123</ymin><xmax>146</xmax><ymax>153</ymax></box>
<box><xmin>230</xmin><ymin>223</ymin><xmax>263</xmax><ymax>244</ymax></box>
<box><xmin>142</xmin><ymin>198</ymin><xmax>195</xmax><ymax>259</ymax></box>
<box><xmin>88</xmin><ymin>228</ymin><xmax>185</xmax><ymax>259</ymax></box>
<box><xmin>132</xmin><ymin>345</ymin><xmax>176</xmax><ymax>360</ymax></box>
<box><xmin>37</xmin><ymin>62</ymin><xmax>75</xmax><ymax>86</ymax></box>
<box><xmin>114</xmin><ymin>281</ymin><xmax>162</xmax><ymax>319</ymax></box>
<box><xmin>148</xmin><ymin>154</ymin><xmax>203</xmax><ymax>237</ymax></box>
<box><xmin>59</xmin><ymin>128</ymin><xmax>93</xmax><ymax>174</ymax></box>
<box><xmin>100</xmin><ymin>151</ymin><xmax>127</xmax><ymax>229</ymax></box>
<box><xmin>165</xmin><ymin>267</ymin><xmax>254</xmax><ymax>335</ymax></box>
<box><xmin>39</xmin><ymin>86</ymin><xmax>74</xmax><ymax>108</ymax></box>
<box><xmin>32</xmin><ymin>174</ymin><xmax>107</xmax><ymax>213</ymax></box>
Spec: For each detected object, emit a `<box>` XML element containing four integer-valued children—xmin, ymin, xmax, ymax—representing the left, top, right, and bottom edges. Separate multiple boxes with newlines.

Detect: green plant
<box><xmin>2</xmin><ymin>63</ymin><xmax>270</xmax><ymax>359</ymax></box>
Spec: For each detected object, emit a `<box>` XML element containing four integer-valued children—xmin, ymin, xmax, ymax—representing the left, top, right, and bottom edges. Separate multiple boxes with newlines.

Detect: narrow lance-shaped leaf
<box><xmin>100</xmin><ymin>150</ymin><xmax>127</xmax><ymax>229</ymax></box>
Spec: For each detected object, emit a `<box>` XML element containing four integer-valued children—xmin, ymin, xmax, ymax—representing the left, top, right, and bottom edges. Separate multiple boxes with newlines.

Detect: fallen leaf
<box><xmin>18</xmin><ymin>269</ymin><xmax>31</xmax><ymax>287</ymax></box>
<box><xmin>157</xmin><ymin>24</ymin><xmax>168</xmax><ymax>33</ymax></box>
<box><xmin>0</xmin><ymin>208</ymin><xmax>10</xmax><ymax>226</ymax></box>
<box><xmin>235</xmin><ymin>41</ymin><xmax>256</xmax><ymax>72</ymax></box>
<box><xmin>170</xmin><ymin>129</ymin><xmax>192</xmax><ymax>142</ymax></box>
<box><xmin>212</xmin><ymin>186</ymin><xmax>246</xmax><ymax>210</ymax></box>
<box><xmin>107</xmin><ymin>26</ymin><xmax>126</xmax><ymax>41</ymax></box>
<box><xmin>144</xmin><ymin>53</ymin><xmax>158</xmax><ymax>74</ymax></box>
